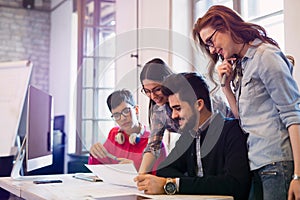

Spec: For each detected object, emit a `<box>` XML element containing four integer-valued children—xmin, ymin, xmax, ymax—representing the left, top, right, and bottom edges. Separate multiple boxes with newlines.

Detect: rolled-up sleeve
<box><xmin>144</xmin><ymin>105</ymin><xmax>167</xmax><ymax>158</ymax></box>
<box><xmin>259</xmin><ymin>50</ymin><xmax>300</xmax><ymax>127</ymax></box>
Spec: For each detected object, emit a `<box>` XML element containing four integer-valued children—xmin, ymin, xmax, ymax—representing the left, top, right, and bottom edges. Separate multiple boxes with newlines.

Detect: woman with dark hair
<box><xmin>138</xmin><ymin>58</ymin><xmax>178</xmax><ymax>174</ymax></box>
<box><xmin>193</xmin><ymin>5</ymin><xmax>300</xmax><ymax>200</ymax></box>
<box><xmin>139</xmin><ymin>58</ymin><xmax>233</xmax><ymax>174</ymax></box>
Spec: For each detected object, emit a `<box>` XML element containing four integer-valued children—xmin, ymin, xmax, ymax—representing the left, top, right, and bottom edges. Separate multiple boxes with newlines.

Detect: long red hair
<box><xmin>192</xmin><ymin>5</ymin><xmax>279</xmax><ymax>89</ymax></box>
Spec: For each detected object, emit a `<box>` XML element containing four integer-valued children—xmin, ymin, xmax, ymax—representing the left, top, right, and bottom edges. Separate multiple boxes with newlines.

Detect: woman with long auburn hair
<box><xmin>193</xmin><ymin>5</ymin><xmax>300</xmax><ymax>200</ymax></box>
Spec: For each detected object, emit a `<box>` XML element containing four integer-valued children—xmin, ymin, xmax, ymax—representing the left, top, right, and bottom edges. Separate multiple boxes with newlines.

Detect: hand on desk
<box><xmin>134</xmin><ymin>174</ymin><xmax>166</xmax><ymax>195</ymax></box>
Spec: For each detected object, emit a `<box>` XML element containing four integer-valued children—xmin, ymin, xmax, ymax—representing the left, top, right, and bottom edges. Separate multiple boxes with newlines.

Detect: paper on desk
<box><xmin>86</xmin><ymin>163</ymin><xmax>137</xmax><ymax>187</ymax></box>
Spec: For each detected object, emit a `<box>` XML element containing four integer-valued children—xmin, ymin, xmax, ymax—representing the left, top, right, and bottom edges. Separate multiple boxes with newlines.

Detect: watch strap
<box><xmin>292</xmin><ymin>174</ymin><xmax>300</xmax><ymax>180</ymax></box>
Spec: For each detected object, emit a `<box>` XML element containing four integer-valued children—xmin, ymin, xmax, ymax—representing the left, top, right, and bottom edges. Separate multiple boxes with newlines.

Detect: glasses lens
<box><xmin>111</xmin><ymin>113</ymin><xmax>121</xmax><ymax>121</ymax></box>
<box><xmin>206</xmin><ymin>40</ymin><xmax>213</xmax><ymax>47</ymax></box>
<box><xmin>152</xmin><ymin>87</ymin><xmax>161</xmax><ymax>95</ymax></box>
<box><xmin>205</xmin><ymin>30</ymin><xmax>217</xmax><ymax>50</ymax></box>
<box><xmin>141</xmin><ymin>88</ymin><xmax>151</xmax><ymax>96</ymax></box>
<box><xmin>122</xmin><ymin>107</ymin><xmax>131</xmax><ymax>116</ymax></box>
<box><xmin>111</xmin><ymin>107</ymin><xmax>132</xmax><ymax>121</ymax></box>
<box><xmin>142</xmin><ymin>87</ymin><xmax>161</xmax><ymax>97</ymax></box>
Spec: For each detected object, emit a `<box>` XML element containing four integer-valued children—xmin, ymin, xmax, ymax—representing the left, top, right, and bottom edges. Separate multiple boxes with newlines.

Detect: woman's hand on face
<box><xmin>217</xmin><ymin>59</ymin><xmax>236</xmax><ymax>88</ymax></box>
<box><xmin>90</xmin><ymin>142</ymin><xmax>108</xmax><ymax>159</ymax></box>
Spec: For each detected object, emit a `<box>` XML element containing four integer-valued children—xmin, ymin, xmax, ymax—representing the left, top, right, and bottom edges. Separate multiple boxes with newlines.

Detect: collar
<box><xmin>198</xmin><ymin>112</ymin><xmax>218</xmax><ymax>132</ymax></box>
<box><xmin>118</xmin><ymin>123</ymin><xmax>146</xmax><ymax>136</ymax></box>
<box><xmin>189</xmin><ymin>112</ymin><xmax>218</xmax><ymax>138</ymax></box>
<box><xmin>154</xmin><ymin>103</ymin><xmax>166</xmax><ymax>112</ymax></box>
<box><xmin>139</xmin><ymin>124</ymin><xmax>146</xmax><ymax>136</ymax></box>
<box><xmin>243</xmin><ymin>38</ymin><xmax>263</xmax><ymax>61</ymax></box>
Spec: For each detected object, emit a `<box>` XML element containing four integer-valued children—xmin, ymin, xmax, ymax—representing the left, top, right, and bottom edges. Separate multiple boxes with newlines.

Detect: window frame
<box><xmin>76</xmin><ymin>0</ymin><xmax>116</xmax><ymax>154</ymax></box>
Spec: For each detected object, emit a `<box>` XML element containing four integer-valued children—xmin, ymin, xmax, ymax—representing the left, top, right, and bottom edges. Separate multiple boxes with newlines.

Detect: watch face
<box><xmin>165</xmin><ymin>182</ymin><xmax>176</xmax><ymax>195</ymax></box>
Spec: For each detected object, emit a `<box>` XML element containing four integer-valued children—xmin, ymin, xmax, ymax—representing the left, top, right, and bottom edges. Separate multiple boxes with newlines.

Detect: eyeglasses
<box><xmin>111</xmin><ymin>107</ymin><xmax>132</xmax><ymax>121</ymax></box>
<box><xmin>141</xmin><ymin>86</ymin><xmax>162</xmax><ymax>97</ymax></box>
<box><xmin>204</xmin><ymin>29</ymin><xmax>218</xmax><ymax>50</ymax></box>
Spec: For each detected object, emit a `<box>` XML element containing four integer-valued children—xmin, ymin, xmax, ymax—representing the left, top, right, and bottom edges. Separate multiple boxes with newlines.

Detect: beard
<box><xmin>178</xmin><ymin>109</ymin><xmax>199</xmax><ymax>134</ymax></box>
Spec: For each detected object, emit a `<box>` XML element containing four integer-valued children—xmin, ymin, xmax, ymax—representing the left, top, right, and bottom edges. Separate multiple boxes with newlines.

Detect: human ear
<box><xmin>195</xmin><ymin>99</ymin><xmax>204</xmax><ymax>111</ymax></box>
<box><xmin>134</xmin><ymin>105</ymin><xmax>139</xmax><ymax>115</ymax></box>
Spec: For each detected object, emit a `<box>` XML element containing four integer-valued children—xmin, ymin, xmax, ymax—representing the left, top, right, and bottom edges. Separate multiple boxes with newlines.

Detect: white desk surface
<box><xmin>0</xmin><ymin>174</ymin><xmax>233</xmax><ymax>200</ymax></box>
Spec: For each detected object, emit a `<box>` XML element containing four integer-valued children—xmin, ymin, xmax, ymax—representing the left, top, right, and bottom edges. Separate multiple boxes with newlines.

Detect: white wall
<box><xmin>49</xmin><ymin>0</ymin><xmax>75</xmax><ymax>154</ymax></box>
<box><xmin>115</xmin><ymin>0</ymin><xmax>171</xmax><ymax>127</ymax></box>
<box><xmin>284</xmin><ymin>0</ymin><xmax>300</xmax><ymax>87</ymax></box>
<box><xmin>171</xmin><ymin>0</ymin><xmax>194</xmax><ymax>72</ymax></box>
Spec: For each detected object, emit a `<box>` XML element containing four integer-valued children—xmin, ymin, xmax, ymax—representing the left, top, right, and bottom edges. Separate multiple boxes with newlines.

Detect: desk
<box><xmin>0</xmin><ymin>174</ymin><xmax>233</xmax><ymax>200</ymax></box>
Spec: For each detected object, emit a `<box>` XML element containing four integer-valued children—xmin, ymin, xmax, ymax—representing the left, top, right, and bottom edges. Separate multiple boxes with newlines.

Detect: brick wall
<box><xmin>0</xmin><ymin>1</ymin><xmax>50</xmax><ymax>91</ymax></box>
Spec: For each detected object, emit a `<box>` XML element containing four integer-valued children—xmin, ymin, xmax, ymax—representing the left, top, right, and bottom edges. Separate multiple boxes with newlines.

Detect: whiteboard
<box><xmin>0</xmin><ymin>60</ymin><xmax>32</xmax><ymax>156</ymax></box>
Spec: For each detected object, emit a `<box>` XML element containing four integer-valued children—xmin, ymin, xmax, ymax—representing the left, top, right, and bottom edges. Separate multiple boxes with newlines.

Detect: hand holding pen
<box><xmin>105</xmin><ymin>151</ymin><xmax>118</xmax><ymax>161</ymax></box>
<box><xmin>90</xmin><ymin>142</ymin><xmax>134</xmax><ymax>164</ymax></box>
<box><xmin>106</xmin><ymin>152</ymin><xmax>133</xmax><ymax>164</ymax></box>
<box><xmin>218</xmin><ymin>55</ymin><xmax>238</xmax><ymax>87</ymax></box>
<box><xmin>90</xmin><ymin>142</ymin><xmax>118</xmax><ymax>161</ymax></box>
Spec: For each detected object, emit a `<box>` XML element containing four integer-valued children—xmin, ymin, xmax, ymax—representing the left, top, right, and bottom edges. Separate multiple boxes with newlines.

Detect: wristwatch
<box><xmin>164</xmin><ymin>178</ymin><xmax>177</xmax><ymax>195</ymax></box>
<box><xmin>292</xmin><ymin>174</ymin><xmax>300</xmax><ymax>180</ymax></box>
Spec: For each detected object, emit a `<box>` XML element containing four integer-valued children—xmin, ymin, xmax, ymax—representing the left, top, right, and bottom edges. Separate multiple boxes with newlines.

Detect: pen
<box><xmin>106</xmin><ymin>152</ymin><xmax>118</xmax><ymax>161</ymax></box>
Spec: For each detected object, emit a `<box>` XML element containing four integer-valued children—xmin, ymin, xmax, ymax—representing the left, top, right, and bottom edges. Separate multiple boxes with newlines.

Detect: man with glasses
<box><xmin>88</xmin><ymin>89</ymin><xmax>166</xmax><ymax>171</ymax></box>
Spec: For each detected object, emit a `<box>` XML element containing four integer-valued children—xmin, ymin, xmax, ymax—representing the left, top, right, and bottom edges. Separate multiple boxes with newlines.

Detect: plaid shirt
<box><xmin>144</xmin><ymin>103</ymin><xmax>179</xmax><ymax>158</ymax></box>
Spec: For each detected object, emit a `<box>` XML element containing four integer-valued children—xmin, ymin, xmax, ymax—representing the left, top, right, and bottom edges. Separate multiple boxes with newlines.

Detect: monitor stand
<box><xmin>11</xmin><ymin>136</ymin><xmax>26</xmax><ymax>180</ymax></box>
<box><xmin>10</xmin><ymin>136</ymin><xmax>38</xmax><ymax>180</ymax></box>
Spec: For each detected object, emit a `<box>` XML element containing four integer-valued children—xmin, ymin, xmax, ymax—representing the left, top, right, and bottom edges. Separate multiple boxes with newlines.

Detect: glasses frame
<box><xmin>141</xmin><ymin>86</ymin><xmax>162</xmax><ymax>97</ymax></box>
<box><xmin>204</xmin><ymin>29</ymin><xmax>218</xmax><ymax>50</ymax></box>
<box><xmin>111</xmin><ymin>107</ymin><xmax>133</xmax><ymax>121</ymax></box>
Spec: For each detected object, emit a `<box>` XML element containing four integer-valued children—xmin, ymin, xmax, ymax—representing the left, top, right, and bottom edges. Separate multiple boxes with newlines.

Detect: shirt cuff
<box><xmin>175</xmin><ymin>178</ymin><xmax>180</xmax><ymax>192</ymax></box>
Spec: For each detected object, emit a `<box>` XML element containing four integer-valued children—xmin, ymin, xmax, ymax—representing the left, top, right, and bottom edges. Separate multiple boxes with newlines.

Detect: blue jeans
<box><xmin>249</xmin><ymin>161</ymin><xmax>293</xmax><ymax>200</ymax></box>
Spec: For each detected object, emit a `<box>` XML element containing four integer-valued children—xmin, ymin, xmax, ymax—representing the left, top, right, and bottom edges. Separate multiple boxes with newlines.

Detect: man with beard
<box><xmin>134</xmin><ymin>72</ymin><xmax>251</xmax><ymax>200</ymax></box>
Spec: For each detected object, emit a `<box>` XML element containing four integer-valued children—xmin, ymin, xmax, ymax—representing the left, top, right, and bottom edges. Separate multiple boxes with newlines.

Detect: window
<box><xmin>194</xmin><ymin>0</ymin><xmax>233</xmax><ymax>20</ymax></box>
<box><xmin>193</xmin><ymin>0</ymin><xmax>284</xmax><ymax>48</ymax></box>
<box><xmin>192</xmin><ymin>0</ymin><xmax>284</xmax><ymax>109</ymax></box>
<box><xmin>241</xmin><ymin>0</ymin><xmax>284</xmax><ymax>48</ymax></box>
<box><xmin>77</xmin><ymin>0</ymin><xmax>116</xmax><ymax>154</ymax></box>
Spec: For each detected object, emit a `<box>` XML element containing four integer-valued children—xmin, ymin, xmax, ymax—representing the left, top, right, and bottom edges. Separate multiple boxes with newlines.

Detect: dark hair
<box><xmin>106</xmin><ymin>89</ymin><xmax>136</xmax><ymax>112</ymax></box>
<box><xmin>140</xmin><ymin>58</ymin><xmax>173</xmax><ymax>84</ymax></box>
<box><xmin>140</xmin><ymin>58</ymin><xmax>173</xmax><ymax>125</ymax></box>
<box><xmin>162</xmin><ymin>72</ymin><xmax>212</xmax><ymax>112</ymax></box>
<box><xmin>192</xmin><ymin>5</ymin><xmax>279</xmax><ymax>89</ymax></box>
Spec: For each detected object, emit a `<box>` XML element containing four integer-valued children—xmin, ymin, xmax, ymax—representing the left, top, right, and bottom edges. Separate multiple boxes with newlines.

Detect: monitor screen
<box><xmin>11</xmin><ymin>85</ymin><xmax>54</xmax><ymax>179</ymax></box>
<box><xmin>26</xmin><ymin>85</ymin><xmax>54</xmax><ymax>171</ymax></box>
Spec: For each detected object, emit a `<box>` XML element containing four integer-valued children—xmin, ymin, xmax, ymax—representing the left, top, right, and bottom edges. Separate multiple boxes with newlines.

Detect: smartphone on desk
<box><xmin>73</xmin><ymin>173</ymin><xmax>103</xmax><ymax>182</ymax></box>
<box><xmin>33</xmin><ymin>179</ymin><xmax>63</xmax><ymax>184</ymax></box>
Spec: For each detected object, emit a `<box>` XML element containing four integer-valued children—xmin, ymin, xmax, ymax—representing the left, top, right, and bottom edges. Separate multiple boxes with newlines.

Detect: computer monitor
<box><xmin>11</xmin><ymin>85</ymin><xmax>54</xmax><ymax>179</ymax></box>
